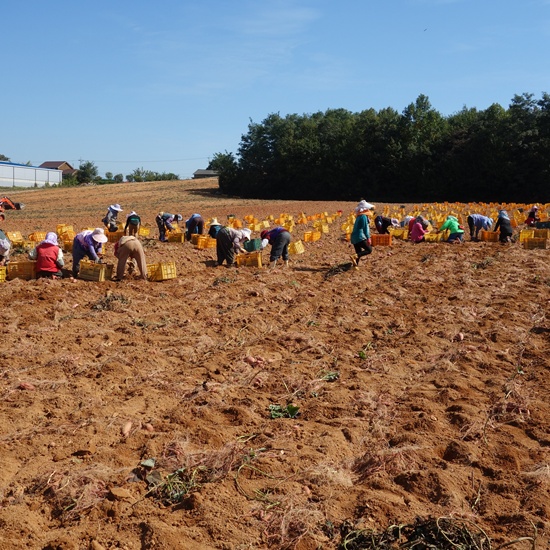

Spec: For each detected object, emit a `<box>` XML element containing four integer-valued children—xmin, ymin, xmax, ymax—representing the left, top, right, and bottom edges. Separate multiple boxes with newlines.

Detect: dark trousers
<box><xmin>216</xmin><ymin>228</ymin><xmax>235</xmax><ymax>265</ymax></box>
<box><xmin>72</xmin><ymin>239</ymin><xmax>95</xmax><ymax>277</ymax></box>
<box><xmin>269</xmin><ymin>231</ymin><xmax>292</xmax><ymax>262</ymax></box>
<box><xmin>156</xmin><ymin>215</ymin><xmax>167</xmax><ymax>242</ymax></box>
<box><xmin>186</xmin><ymin>217</ymin><xmax>204</xmax><ymax>241</ymax></box>
<box><xmin>353</xmin><ymin>240</ymin><xmax>372</xmax><ymax>264</ymax></box>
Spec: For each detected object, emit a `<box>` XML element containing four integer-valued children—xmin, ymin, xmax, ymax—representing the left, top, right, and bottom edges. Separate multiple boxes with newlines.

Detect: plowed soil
<box><xmin>0</xmin><ymin>179</ymin><xmax>548</xmax><ymax>550</ymax></box>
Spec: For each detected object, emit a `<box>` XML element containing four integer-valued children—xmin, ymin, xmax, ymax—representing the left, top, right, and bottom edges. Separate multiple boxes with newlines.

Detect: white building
<box><xmin>0</xmin><ymin>162</ymin><xmax>62</xmax><ymax>188</ymax></box>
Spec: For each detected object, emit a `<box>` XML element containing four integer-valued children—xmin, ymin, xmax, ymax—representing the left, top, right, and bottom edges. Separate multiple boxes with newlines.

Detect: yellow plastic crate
<box><xmin>62</xmin><ymin>239</ymin><xmax>73</xmax><ymax>252</ymax></box>
<box><xmin>7</xmin><ymin>261</ymin><xmax>36</xmax><ymax>280</ymax></box>
<box><xmin>236</xmin><ymin>251</ymin><xmax>262</xmax><ymax>268</ymax></box>
<box><xmin>533</xmin><ymin>229</ymin><xmax>549</xmax><ymax>239</ymax></box>
<box><xmin>60</xmin><ymin>230</ymin><xmax>76</xmax><ymax>242</ymax></box>
<box><xmin>191</xmin><ymin>233</ymin><xmax>201</xmax><ymax>245</ymax></box>
<box><xmin>524</xmin><ymin>238</ymin><xmax>546</xmax><ymax>250</ymax></box>
<box><xmin>195</xmin><ymin>235</ymin><xmax>217</xmax><ymax>249</ymax></box>
<box><xmin>5</xmin><ymin>231</ymin><xmax>24</xmax><ymax>244</ymax></box>
<box><xmin>304</xmin><ymin>231</ymin><xmax>321</xmax><ymax>242</ymax></box>
<box><xmin>288</xmin><ymin>240</ymin><xmax>305</xmax><ymax>255</ymax></box>
<box><xmin>147</xmin><ymin>261</ymin><xmax>177</xmax><ymax>281</ymax></box>
<box><xmin>519</xmin><ymin>229</ymin><xmax>535</xmax><ymax>243</ymax></box>
<box><xmin>56</xmin><ymin>224</ymin><xmax>74</xmax><ymax>236</ymax></box>
<box><xmin>0</xmin><ymin>266</ymin><xmax>6</xmax><ymax>283</ymax></box>
<box><xmin>106</xmin><ymin>230</ymin><xmax>124</xmax><ymax>243</ymax></box>
<box><xmin>138</xmin><ymin>226</ymin><xmax>151</xmax><ymax>237</ymax></box>
<box><xmin>167</xmin><ymin>232</ymin><xmax>185</xmax><ymax>242</ymax></box>
<box><xmin>389</xmin><ymin>228</ymin><xmax>409</xmax><ymax>240</ymax></box>
<box><xmin>28</xmin><ymin>231</ymin><xmax>47</xmax><ymax>242</ymax></box>
<box><xmin>78</xmin><ymin>260</ymin><xmax>113</xmax><ymax>282</ymax></box>
<box><xmin>424</xmin><ymin>231</ymin><xmax>448</xmax><ymax>243</ymax></box>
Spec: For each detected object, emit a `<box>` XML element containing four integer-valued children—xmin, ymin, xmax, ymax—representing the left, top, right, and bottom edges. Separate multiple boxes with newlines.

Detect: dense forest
<box><xmin>209</xmin><ymin>93</ymin><xmax>550</xmax><ymax>203</ymax></box>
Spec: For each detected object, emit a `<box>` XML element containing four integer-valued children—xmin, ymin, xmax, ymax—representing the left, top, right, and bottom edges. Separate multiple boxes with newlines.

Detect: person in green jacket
<box><xmin>350</xmin><ymin>200</ymin><xmax>374</xmax><ymax>268</ymax></box>
<box><xmin>438</xmin><ymin>215</ymin><xmax>464</xmax><ymax>243</ymax></box>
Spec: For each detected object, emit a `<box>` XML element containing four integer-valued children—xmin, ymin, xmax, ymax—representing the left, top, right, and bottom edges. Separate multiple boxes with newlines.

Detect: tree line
<box><xmin>61</xmin><ymin>163</ymin><xmax>180</xmax><ymax>186</ymax></box>
<box><xmin>208</xmin><ymin>93</ymin><xmax>550</xmax><ymax>203</ymax></box>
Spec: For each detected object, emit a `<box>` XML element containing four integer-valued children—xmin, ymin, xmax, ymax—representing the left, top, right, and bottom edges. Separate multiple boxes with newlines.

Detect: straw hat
<box><xmin>241</xmin><ymin>228</ymin><xmax>252</xmax><ymax>240</ymax></box>
<box><xmin>110</xmin><ymin>204</ymin><xmax>123</xmax><ymax>212</ymax></box>
<box><xmin>92</xmin><ymin>228</ymin><xmax>108</xmax><ymax>243</ymax></box>
<box><xmin>210</xmin><ymin>218</ymin><xmax>221</xmax><ymax>226</ymax></box>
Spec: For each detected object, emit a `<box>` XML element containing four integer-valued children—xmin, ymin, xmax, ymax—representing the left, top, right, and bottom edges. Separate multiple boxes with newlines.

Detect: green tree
<box><xmin>105</xmin><ymin>172</ymin><xmax>113</xmax><ymax>180</ymax></box>
<box><xmin>113</xmin><ymin>174</ymin><xmax>124</xmax><ymax>183</ymax></box>
<box><xmin>77</xmin><ymin>161</ymin><xmax>99</xmax><ymax>184</ymax></box>
<box><xmin>0</xmin><ymin>154</ymin><xmax>10</xmax><ymax>161</ymax></box>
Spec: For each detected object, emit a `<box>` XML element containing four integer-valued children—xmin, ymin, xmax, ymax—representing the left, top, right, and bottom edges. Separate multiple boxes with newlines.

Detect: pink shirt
<box><xmin>410</xmin><ymin>222</ymin><xmax>428</xmax><ymax>243</ymax></box>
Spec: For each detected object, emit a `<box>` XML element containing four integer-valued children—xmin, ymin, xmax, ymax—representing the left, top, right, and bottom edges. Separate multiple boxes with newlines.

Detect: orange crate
<box><xmin>479</xmin><ymin>230</ymin><xmax>499</xmax><ymax>242</ymax></box>
<box><xmin>0</xmin><ymin>266</ymin><xmax>6</xmax><ymax>283</ymax></box>
<box><xmin>371</xmin><ymin>234</ymin><xmax>392</xmax><ymax>246</ymax></box>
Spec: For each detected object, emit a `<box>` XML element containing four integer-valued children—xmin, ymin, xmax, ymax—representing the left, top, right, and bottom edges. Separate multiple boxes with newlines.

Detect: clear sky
<box><xmin>2</xmin><ymin>0</ymin><xmax>550</xmax><ymax>180</ymax></box>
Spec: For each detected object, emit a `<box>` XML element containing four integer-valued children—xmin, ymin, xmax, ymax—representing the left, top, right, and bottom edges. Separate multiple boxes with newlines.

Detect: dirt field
<box><xmin>0</xmin><ymin>179</ymin><xmax>548</xmax><ymax>550</ymax></box>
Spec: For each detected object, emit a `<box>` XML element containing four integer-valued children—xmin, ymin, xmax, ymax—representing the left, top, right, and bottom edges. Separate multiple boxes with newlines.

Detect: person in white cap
<box><xmin>124</xmin><ymin>210</ymin><xmax>141</xmax><ymax>237</ymax></box>
<box><xmin>72</xmin><ymin>228</ymin><xmax>108</xmax><ymax>278</ymax></box>
<box><xmin>102</xmin><ymin>204</ymin><xmax>123</xmax><ymax>232</ymax></box>
<box><xmin>350</xmin><ymin>200</ymin><xmax>374</xmax><ymax>268</ymax></box>
<box><xmin>29</xmin><ymin>231</ymin><xmax>64</xmax><ymax>279</ymax></box>
<box><xmin>215</xmin><ymin>226</ymin><xmax>251</xmax><ymax>266</ymax></box>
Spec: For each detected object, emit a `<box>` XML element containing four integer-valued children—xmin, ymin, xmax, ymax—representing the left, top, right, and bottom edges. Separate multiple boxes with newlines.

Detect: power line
<box><xmin>68</xmin><ymin>157</ymin><xmax>210</xmax><ymax>164</ymax></box>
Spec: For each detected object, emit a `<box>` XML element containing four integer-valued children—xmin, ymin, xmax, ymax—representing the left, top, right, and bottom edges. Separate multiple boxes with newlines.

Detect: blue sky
<box><xmin>2</xmin><ymin>0</ymin><xmax>550</xmax><ymax>180</ymax></box>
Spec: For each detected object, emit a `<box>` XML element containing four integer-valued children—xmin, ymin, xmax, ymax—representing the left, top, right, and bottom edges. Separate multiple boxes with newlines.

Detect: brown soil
<box><xmin>0</xmin><ymin>179</ymin><xmax>548</xmax><ymax>550</ymax></box>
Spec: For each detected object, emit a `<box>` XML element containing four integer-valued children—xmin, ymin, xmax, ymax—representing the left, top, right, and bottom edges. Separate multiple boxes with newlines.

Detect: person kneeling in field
<box><xmin>29</xmin><ymin>232</ymin><xmax>64</xmax><ymax>279</ymax></box>
<box><xmin>260</xmin><ymin>226</ymin><xmax>292</xmax><ymax>268</ymax></box>
<box><xmin>350</xmin><ymin>200</ymin><xmax>374</xmax><ymax>268</ymax></box>
<box><xmin>438</xmin><ymin>215</ymin><xmax>464</xmax><ymax>243</ymax></box>
<box><xmin>114</xmin><ymin>236</ymin><xmax>148</xmax><ymax>281</ymax></box>
<box><xmin>72</xmin><ymin>228</ymin><xmax>108</xmax><ymax>278</ymax></box>
<box><xmin>410</xmin><ymin>218</ymin><xmax>429</xmax><ymax>243</ymax></box>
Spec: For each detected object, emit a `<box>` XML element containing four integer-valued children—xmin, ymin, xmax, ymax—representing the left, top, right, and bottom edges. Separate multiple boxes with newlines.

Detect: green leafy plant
<box><xmin>145</xmin><ymin>466</ymin><xmax>205</xmax><ymax>505</ymax></box>
<box><xmin>268</xmin><ymin>403</ymin><xmax>300</xmax><ymax>419</ymax></box>
<box><xmin>319</xmin><ymin>370</ymin><xmax>340</xmax><ymax>382</ymax></box>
